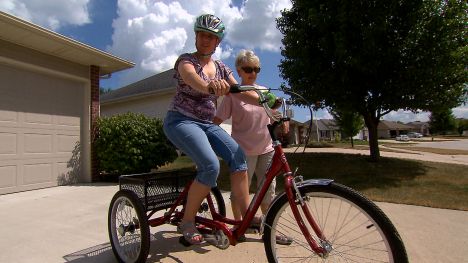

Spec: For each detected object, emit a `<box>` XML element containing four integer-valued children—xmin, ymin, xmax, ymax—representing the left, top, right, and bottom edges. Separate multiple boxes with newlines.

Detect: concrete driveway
<box><xmin>0</xmin><ymin>184</ymin><xmax>467</xmax><ymax>263</ymax></box>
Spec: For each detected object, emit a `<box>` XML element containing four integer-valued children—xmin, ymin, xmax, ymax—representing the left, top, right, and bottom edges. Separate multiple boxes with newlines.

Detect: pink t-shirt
<box><xmin>215</xmin><ymin>85</ymin><xmax>273</xmax><ymax>156</ymax></box>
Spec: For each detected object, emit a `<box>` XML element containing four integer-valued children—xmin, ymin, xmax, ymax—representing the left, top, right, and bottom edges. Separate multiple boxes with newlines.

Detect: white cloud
<box><xmin>108</xmin><ymin>0</ymin><xmax>235</xmax><ymax>84</ymax></box>
<box><xmin>382</xmin><ymin>104</ymin><xmax>468</xmax><ymax>123</ymax></box>
<box><xmin>0</xmin><ymin>0</ymin><xmax>90</xmax><ymax>30</ymax></box>
<box><xmin>227</xmin><ymin>0</ymin><xmax>291</xmax><ymax>51</ymax></box>
<box><xmin>383</xmin><ymin>110</ymin><xmax>430</xmax><ymax>123</ymax></box>
<box><xmin>107</xmin><ymin>0</ymin><xmax>291</xmax><ymax>86</ymax></box>
<box><xmin>453</xmin><ymin>105</ymin><xmax>468</xmax><ymax>119</ymax></box>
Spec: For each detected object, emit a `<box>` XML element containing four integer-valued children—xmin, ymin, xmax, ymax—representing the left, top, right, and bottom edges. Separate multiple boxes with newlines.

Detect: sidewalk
<box><xmin>0</xmin><ymin>184</ymin><xmax>467</xmax><ymax>262</ymax></box>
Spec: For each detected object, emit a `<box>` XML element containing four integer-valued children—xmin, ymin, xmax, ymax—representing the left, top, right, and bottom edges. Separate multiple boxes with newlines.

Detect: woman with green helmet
<box><xmin>163</xmin><ymin>14</ymin><xmax>259</xmax><ymax>245</ymax></box>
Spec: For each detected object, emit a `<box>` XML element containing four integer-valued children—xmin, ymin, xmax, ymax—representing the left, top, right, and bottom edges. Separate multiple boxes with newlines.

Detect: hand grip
<box><xmin>229</xmin><ymin>84</ymin><xmax>241</xmax><ymax>93</ymax></box>
<box><xmin>209</xmin><ymin>84</ymin><xmax>241</xmax><ymax>94</ymax></box>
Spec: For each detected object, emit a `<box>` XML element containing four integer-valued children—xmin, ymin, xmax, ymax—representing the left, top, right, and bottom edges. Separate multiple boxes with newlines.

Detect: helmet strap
<box><xmin>196</xmin><ymin>51</ymin><xmax>215</xmax><ymax>57</ymax></box>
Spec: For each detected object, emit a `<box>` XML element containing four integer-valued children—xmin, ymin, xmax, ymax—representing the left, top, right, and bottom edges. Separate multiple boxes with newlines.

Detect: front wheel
<box><xmin>108</xmin><ymin>189</ymin><xmax>150</xmax><ymax>263</ymax></box>
<box><xmin>263</xmin><ymin>182</ymin><xmax>408</xmax><ymax>263</ymax></box>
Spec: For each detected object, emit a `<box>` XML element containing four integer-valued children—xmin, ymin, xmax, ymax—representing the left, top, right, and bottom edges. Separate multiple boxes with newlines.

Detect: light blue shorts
<box><xmin>163</xmin><ymin>111</ymin><xmax>247</xmax><ymax>187</ymax></box>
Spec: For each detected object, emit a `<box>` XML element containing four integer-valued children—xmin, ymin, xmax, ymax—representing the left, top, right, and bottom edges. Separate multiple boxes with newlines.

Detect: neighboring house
<box><xmin>406</xmin><ymin>121</ymin><xmax>430</xmax><ymax>136</ymax></box>
<box><xmin>289</xmin><ymin>119</ymin><xmax>418</xmax><ymax>142</ymax></box>
<box><xmin>0</xmin><ymin>12</ymin><xmax>133</xmax><ymax>195</ymax></box>
<box><xmin>377</xmin><ymin>120</ymin><xmax>414</xmax><ymax>138</ymax></box>
<box><xmin>288</xmin><ymin>119</ymin><xmax>309</xmax><ymax>145</ymax></box>
<box><xmin>101</xmin><ymin>69</ymin><xmax>176</xmax><ymax>119</ymax></box>
<box><xmin>353</xmin><ymin>127</ymin><xmax>369</xmax><ymax>141</ymax></box>
<box><xmin>304</xmin><ymin>119</ymin><xmax>341</xmax><ymax>141</ymax></box>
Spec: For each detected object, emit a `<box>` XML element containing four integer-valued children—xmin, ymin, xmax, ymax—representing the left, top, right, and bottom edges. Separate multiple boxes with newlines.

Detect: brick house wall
<box><xmin>90</xmin><ymin>65</ymin><xmax>100</xmax><ymax>181</ymax></box>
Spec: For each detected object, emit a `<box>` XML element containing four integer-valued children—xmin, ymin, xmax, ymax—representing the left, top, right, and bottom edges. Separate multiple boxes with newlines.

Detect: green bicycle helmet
<box><xmin>194</xmin><ymin>14</ymin><xmax>225</xmax><ymax>40</ymax></box>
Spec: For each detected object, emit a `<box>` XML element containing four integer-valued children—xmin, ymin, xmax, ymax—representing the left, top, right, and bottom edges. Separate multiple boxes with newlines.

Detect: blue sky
<box><xmin>1</xmin><ymin>0</ymin><xmax>466</xmax><ymax>123</ymax></box>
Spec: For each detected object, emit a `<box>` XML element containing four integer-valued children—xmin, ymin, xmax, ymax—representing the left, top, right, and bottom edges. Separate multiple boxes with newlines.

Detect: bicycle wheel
<box><xmin>196</xmin><ymin>187</ymin><xmax>226</xmax><ymax>218</ymax></box>
<box><xmin>263</xmin><ymin>182</ymin><xmax>408</xmax><ymax>263</ymax></box>
<box><xmin>108</xmin><ymin>189</ymin><xmax>150</xmax><ymax>263</ymax></box>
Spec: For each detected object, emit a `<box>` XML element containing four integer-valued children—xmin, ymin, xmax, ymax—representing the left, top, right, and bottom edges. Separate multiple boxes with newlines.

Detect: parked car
<box><xmin>395</xmin><ymin>135</ymin><xmax>410</xmax><ymax>141</ymax></box>
<box><xmin>407</xmin><ymin>132</ymin><xmax>423</xmax><ymax>138</ymax></box>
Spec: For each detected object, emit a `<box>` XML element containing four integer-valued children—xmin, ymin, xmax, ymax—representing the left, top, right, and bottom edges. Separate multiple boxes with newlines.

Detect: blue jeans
<box><xmin>163</xmin><ymin>111</ymin><xmax>247</xmax><ymax>187</ymax></box>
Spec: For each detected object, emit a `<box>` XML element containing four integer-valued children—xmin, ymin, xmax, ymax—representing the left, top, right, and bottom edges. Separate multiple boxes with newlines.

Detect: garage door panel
<box><xmin>24</xmin><ymin>112</ymin><xmax>53</xmax><ymax>124</ymax></box>
<box><xmin>0</xmin><ymin>132</ymin><xmax>16</xmax><ymax>154</ymax></box>
<box><xmin>0</xmin><ymin>165</ymin><xmax>16</xmax><ymax>188</ymax></box>
<box><xmin>57</xmin><ymin>134</ymin><xmax>79</xmax><ymax>153</ymax></box>
<box><xmin>0</xmin><ymin>110</ymin><xmax>17</xmax><ymax>122</ymax></box>
<box><xmin>57</xmin><ymin>115</ymin><xmax>80</xmax><ymax>126</ymax></box>
<box><xmin>23</xmin><ymin>163</ymin><xmax>53</xmax><ymax>184</ymax></box>
<box><xmin>24</xmin><ymin>133</ymin><xmax>52</xmax><ymax>154</ymax></box>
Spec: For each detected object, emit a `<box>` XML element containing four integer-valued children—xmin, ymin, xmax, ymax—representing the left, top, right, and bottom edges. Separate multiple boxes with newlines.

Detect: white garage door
<box><xmin>0</xmin><ymin>63</ymin><xmax>84</xmax><ymax>194</ymax></box>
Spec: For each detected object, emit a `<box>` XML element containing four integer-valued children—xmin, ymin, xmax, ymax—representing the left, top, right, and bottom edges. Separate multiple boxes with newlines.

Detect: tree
<box><xmin>100</xmin><ymin>87</ymin><xmax>112</xmax><ymax>95</ymax></box>
<box><xmin>455</xmin><ymin>118</ymin><xmax>468</xmax><ymax>136</ymax></box>
<box><xmin>277</xmin><ymin>0</ymin><xmax>467</xmax><ymax>161</ymax></box>
<box><xmin>429</xmin><ymin>108</ymin><xmax>457</xmax><ymax>135</ymax></box>
<box><xmin>330</xmin><ymin>108</ymin><xmax>364</xmax><ymax>147</ymax></box>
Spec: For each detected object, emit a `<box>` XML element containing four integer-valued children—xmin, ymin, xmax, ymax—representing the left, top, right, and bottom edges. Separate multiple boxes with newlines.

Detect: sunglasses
<box><xmin>241</xmin><ymin>66</ymin><xmax>261</xmax><ymax>73</ymax></box>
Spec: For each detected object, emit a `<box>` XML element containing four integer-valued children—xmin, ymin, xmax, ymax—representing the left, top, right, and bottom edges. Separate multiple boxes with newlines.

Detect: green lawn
<box><xmin>166</xmin><ymin>153</ymin><xmax>468</xmax><ymax>211</ymax></box>
<box><xmin>281</xmin><ymin>153</ymin><xmax>468</xmax><ymax>211</ymax></box>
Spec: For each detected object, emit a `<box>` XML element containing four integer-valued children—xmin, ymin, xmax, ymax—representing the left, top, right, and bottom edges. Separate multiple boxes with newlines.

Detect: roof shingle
<box><xmin>101</xmin><ymin>69</ymin><xmax>176</xmax><ymax>103</ymax></box>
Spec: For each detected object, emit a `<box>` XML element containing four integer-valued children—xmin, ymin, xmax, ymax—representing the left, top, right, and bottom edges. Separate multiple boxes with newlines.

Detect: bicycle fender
<box><xmin>300</xmin><ymin>178</ymin><xmax>334</xmax><ymax>186</ymax></box>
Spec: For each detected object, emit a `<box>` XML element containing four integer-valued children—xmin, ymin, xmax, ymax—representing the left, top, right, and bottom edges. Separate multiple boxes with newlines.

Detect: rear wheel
<box><xmin>108</xmin><ymin>190</ymin><xmax>150</xmax><ymax>263</ymax></box>
<box><xmin>263</xmin><ymin>182</ymin><xmax>408</xmax><ymax>263</ymax></box>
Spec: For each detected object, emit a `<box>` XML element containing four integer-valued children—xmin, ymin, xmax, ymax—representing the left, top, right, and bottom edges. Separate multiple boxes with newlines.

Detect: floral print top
<box><xmin>168</xmin><ymin>53</ymin><xmax>233</xmax><ymax>122</ymax></box>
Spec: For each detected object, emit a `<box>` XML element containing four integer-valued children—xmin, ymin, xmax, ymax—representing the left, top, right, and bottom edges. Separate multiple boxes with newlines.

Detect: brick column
<box><xmin>90</xmin><ymin>65</ymin><xmax>100</xmax><ymax>181</ymax></box>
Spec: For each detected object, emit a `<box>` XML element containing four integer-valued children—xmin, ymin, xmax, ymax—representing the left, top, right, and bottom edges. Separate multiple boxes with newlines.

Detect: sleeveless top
<box><xmin>168</xmin><ymin>53</ymin><xmax>233</xmax><ymax>122</ymax></box>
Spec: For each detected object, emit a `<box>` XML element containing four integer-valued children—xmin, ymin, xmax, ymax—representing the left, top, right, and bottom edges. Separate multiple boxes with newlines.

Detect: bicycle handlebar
<box><xmin>209</xmin><ymin>84</ymin><xmax>291</xmax><ymax>123</ymax></box>
<box><xmin>228</xmin><ymin>84</ymin><xmax>289</xmax><ymax>123</ymax></box>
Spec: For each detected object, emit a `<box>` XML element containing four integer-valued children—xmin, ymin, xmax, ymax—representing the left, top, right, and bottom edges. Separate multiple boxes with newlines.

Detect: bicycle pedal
<box><xmin>245</xmin><ymin>227</ymin><xmax>260</xmax><ymax>234</ymax></box>
<box><xmin>204</xmin><ymin>233</ymin><xmax>230</xmax><ymax>250</ymax></box>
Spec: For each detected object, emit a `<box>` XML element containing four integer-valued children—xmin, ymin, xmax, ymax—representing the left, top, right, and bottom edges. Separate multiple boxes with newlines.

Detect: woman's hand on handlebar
<box><xmin>207</xmin><ymin>79</ymin><xmax>230</xmax><ymax>96</ymax></box>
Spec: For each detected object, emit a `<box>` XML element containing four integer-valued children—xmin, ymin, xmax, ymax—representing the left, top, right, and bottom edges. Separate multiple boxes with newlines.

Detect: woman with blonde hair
<box><xmin>214</xmin><ymin>49</ymin><xmax>291</xmax><ymax>244</ymax></box>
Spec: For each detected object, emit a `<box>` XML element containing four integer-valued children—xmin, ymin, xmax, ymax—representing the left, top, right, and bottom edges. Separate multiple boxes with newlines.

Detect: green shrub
<box><xmin>94</xmin><ymin>113</ymin><xmax>177</xmax><ymax>175</ymax></box>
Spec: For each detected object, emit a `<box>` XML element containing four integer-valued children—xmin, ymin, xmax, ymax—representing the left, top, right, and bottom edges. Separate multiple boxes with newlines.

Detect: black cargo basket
<box><xmin>119</xmin><ymin>170</ymin><xmax>196</xmax><ymax>212</ymax></box>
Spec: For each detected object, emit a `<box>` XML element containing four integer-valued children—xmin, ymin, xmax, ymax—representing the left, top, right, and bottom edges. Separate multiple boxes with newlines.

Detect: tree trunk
<box><xmin>350</xmin><ymin>136</ymin><xmax>354</xmax><ymax>148</ymax></box>
<box><xmin>363</xmin><ymin>113</ymin><xmax>380</xmax><ymax>162</ymax></box>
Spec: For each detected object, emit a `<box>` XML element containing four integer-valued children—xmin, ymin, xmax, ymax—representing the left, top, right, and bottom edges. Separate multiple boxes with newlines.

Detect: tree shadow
<box><xmin>57</xmin><ymin>141</ymin><xmax>81</xmax><ymax>185</ymax></box>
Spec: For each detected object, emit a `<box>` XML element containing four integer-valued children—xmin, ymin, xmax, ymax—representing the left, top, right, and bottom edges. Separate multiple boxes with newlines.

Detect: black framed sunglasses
<box><xmin>241</xmin><ymin>66</ymin><xmax>261</xmax><ymax>73</ymax></box>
